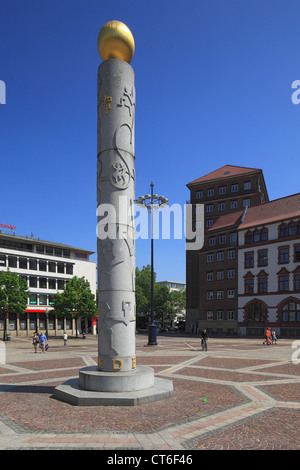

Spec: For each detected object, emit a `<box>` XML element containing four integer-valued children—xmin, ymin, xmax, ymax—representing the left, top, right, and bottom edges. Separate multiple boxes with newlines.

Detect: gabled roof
<box><xmin>209</xmin><ymin>193</ymin><xmax>300</xmax><ymax>232</ymax></box>
<box><xmin>187</xmin><ymin>165</ymin><xmax>263</xmax><ymax>187</ymax></box>
<box><xmin>240</xmin><ymin>192</ymin><xmax>300</xmax><ymax>229</ymax></box>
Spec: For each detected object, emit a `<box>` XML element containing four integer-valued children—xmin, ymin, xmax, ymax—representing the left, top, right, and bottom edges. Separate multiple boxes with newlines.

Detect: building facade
<box><xmin>186</xmin><ymin>165</ymin><xmax>268</xmax><ymax>334</ymax></box>
<box><xmin>238</xmin><ymin>193</ymin><xmax>300</xmax><ymax>337</ymax></box>
<box><xmin>0</xmin><ymin>232</ymin><xmax>96</xmax><ymax>337</ymax></box>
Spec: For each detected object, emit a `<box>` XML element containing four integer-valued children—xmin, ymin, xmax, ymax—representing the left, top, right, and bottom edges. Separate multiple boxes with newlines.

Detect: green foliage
<box><xmin>135</xmin><ymin>265</ymin><xmax>179</xmax><ymax>326</ymax></box>
<box><xmin>52</xmin><ymin>276</ymin><xmax>97</xmax><ymax>319</ymax></box>
<box><xmin>0</xmin><ymin>269</ymin><xmax>29</xmax><ymax>315</ymax></box>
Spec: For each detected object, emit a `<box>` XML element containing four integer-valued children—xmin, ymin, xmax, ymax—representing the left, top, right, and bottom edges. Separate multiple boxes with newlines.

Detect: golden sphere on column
<box><xmin>97</xmin><ymin>20</ymin><xmax>135</xmax><ymax>64</ymax></box>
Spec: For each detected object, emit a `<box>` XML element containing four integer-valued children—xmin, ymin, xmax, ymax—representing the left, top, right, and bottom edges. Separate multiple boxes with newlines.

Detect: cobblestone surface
<box><xmin>0</xmin><ymin>335</ymin><xmax>299</xmax><ymax>451</ymax></box>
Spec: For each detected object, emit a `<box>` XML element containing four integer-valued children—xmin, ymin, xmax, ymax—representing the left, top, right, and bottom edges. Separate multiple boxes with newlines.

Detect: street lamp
<box><xmin>136</xmin><ymin>182</ymin><xmax>168</xmax><ymax>345</ymax></box>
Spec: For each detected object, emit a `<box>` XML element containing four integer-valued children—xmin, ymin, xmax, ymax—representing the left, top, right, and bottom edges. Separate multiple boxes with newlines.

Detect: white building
<box><xmin>237</xmin><ymin>193</ymin><xmax>300</xmax><ymax>337</ymax></box>
<box><xmin>0</xmin><ymin>232</ymin><xmax>96</xmax><ymax>337</ymax></box>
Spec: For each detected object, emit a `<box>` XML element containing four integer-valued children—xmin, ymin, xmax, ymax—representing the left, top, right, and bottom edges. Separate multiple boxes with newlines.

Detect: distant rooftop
<box><xmin>187</xmin><ymin>164</ymin><xmax>263</xmax><ymax>186</ymax></box>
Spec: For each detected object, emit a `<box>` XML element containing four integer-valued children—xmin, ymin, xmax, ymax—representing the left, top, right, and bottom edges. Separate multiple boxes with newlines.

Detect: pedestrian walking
<box><xmin>32</xmin><ymin>332</ymin><xmax>39</xmax><ymax>353</ymax></box>
<box><xmin>201</xmin><ymin>329</ymin><xmax>208</xmax><ymax>351</ymax></box>
<box><xmin>63</xmin><ymin>331</ymin><xmax>68</xmax><ymax>346</ymax></box>
<box><xmin>39</xmin><ymin>331</ymin><xmax>47</xmax><ymax>353</ymax></box>
<box><xmin>263</xmin><ymin>327</ymin><xmax>271</xmax><ymax>345</ymax></box>
<box><xmin>271</xmin><ymin>330</ymin><xmax>277</xmax><ymax>345</ymax></box>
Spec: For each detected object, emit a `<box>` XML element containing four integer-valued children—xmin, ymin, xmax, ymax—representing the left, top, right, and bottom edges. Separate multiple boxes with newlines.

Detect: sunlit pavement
<box><xmin>0</xmin><ymin>334</ymin><xmax>299</xmax><ymax>450</ymax></box>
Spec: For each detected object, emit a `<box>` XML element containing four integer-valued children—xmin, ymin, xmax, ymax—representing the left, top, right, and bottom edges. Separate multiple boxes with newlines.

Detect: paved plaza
<box><xmin>0</xmin><ymin>333</ymin><xmax>299</xmax><ymax>451</ymax></box>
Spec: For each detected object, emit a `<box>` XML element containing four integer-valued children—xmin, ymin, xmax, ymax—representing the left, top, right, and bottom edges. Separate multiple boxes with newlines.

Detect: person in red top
<box><xmin>263</xmin><ymin>327</ymin><xmax>271</xmax><ymax>345</ymax></box>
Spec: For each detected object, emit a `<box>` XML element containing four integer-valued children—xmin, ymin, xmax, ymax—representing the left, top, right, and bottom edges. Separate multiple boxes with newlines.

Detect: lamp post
<box><xmin>136</xmin><ymin>182</ymin><xmax>168</xmax><ymax>345</ymax></box>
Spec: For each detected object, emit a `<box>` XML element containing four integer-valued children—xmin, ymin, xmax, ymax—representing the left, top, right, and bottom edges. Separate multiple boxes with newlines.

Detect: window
<box><xmin>253</xmin><ymin>230</ymin><xmax>260</xmax><ymax>243</ymax></box>
<box><xmin>0</xmin><ymin>255</ymin><xmax>5</xmax><ymax>267</ymax></box>
<box><xmin>243</xmin><ymin>199</ymin><xmax>250</xmax><ymax>208</ymax></box>
<box><xmin>48</xmin><ymin>279</ymin><xmax>56</xmax><ymax>289</ymax></box>
<box><xmin>279</xmin><ymin>247</ymin><xmax>289</xmax><ymax>264</ymax></box>
<box><xmin>29</xmin><ymin>259</ymin><xmax>37</xmax><ymax>270</ymax></box>
<box><xmin>19</xmin><ymin>258</ymin><xmax>27</xmax><ymax>269</ymax></box>
<box><xmin>245</xmin><ymin>278</ymin><xmax>254</xmax><ymax>294</ymax></box>
<box><xmin>294</xmin><ymin>245</ymin><xmax>300</xmax><ymax>262</ymax></box>
<box><xmin>258</xmin><ymin>250</ymin><xmax>268</xmax><ymax>267</ymax></box>
<box><xmin>227</xmin><ymin>310</ymin><xmax>235</xmax><ymax>320</ymax></box>
<box><xmin>206</xmin><ymin>219</ymin><xmax>213</xmax><ymax>228</ymax></box>
<box><xmin>36</xmin><ymin>245</ymin><xmax>44</xmax><ymax>254</ymax></box>
<box><xmin>229</xmin><ymin>232</ymin><xmax>237</xmax><ymax>246</ymax></box>
<box><xmin>245</xmin><ymin>231</ymin><xmax>253</xmax><ymax>244</ymax></box>
<box><xmin>231</xmin><ymin>184</ymin><xmax>238</xmax><ymax>192</ymax></box>
<box><xmin>206</xmin><ymin>253</ymin><xmax>214</xmax><ymax>263</ymax></box>
<box><xmin>8</xmin><ymin>256</ymin><xmax>17</xmax><ymax>268</ymax></box>
<box><xmin>66</xmin><ymin>264</ymin><xmax>73</xmax><ymax>275</ymax></box>
<box><xmin>207</xmin><ymin>311</ymin><xmax>213</xmax><ymax>320</ymax></box>
<box><xmin>63</xmin><ymin>250</ymin><xmax>70</xmax><ymax>258</ymax></box>
<box><xmin>39</xmin><ymin>294</ymin><xmax>47</xmax><ymax>305</ymax></box>
<box><xmin>227</xmin><ymin>289</ymin><xmax>235</xmax><ymax>299</ymax></box>
<box><xmin>196</xmin><ymin>190</ymin><xmax>203</xmax><ymax>199</ymax></box>
<box><xmin>217</xmin><ymin>290</ymin><xmax>224</xmax><ymax>299</ymax></box>
<box><xmin>282</xmin><ymin>302</ymin><xmax>300</xmax><ymax>322</ymax></box>
<box><xmin>55</xmin><ymin>248</ymin><xmax>62</xmax><ymax>257</ymax></box>
<box><xmin>57</xmin><ymin>279</ymin><xmax>65</xmax><ymax>290</ymax></box>
<box><xmin>39</xmin><ymin>278</ymin><xmax>47</xmax><ymax>289</ymax></box>
<box><xmin>289</xmin><ymin>222</ymin><xmax>296</xmax><ymax>236</ymax></box>
<box><xmin>48</xmin><ymin>261</ymin><xmax>56</xmax><ymax>273</ymax></box>
<box><xmin>279</xmin><ymin>224</ymin><xmax>287</xmax><ymax>238</ymax></box>
<box><xmin>219</xmin><ymin>186</ymin><xmax>226</xmax><ymax>195</ymax></box>
<box><xmin>294</xmin><ymin>273</ymin><xmax>300</xmax><ymax>291</ymax></box>
<box><xmin>29</xmin><ymin>294</ymin><xmax>37</xmax><ymax>305</ymax></box>
<box><xmin>261</xmin><ymin>228</ymin><xmax>268</xmax><ymax>241</ymax></box>
<box><xmin>217</xmin><ymin>270</ymin><xmax>224</xmax><ymax>280</ymax></box>
<box><xmin>206</xmin><ymin>204</ymin><xmax>213</xmax><ymax>213</ymax></box>
<box><xmin>209</xmin><ymin>237</ymin><xmax>216</xmax><ymax>247</ymax></box>
<box><xmin>57</xmin><ymin>263</ymin><xmax>64</xmax><ymax>274</ymax></box>
<box><xmin>206</xmin><ymin>272</ymin><xmax>214</xmax><ymax>281</ymax></box>
<box><xmin>207</xmin><ymin>188</ymin><xmax>214</xmax><ymax>197</ymax></box>
<box><xmin>227</xmin><ymin>269</ymin><xmax>235</xmax><ymax>278</ymax></box>
<box><xmin>218</xmin><ymin>202</ymin><xmax>225</xmax><ymax>211</ymax></box>
<box><xmin>217</xmin><ymin>310</ymin><xmax>224</xmax><ymax>320</ymax></box>
<box><xmin>217</xmin><ymin>252</ymin><xmax>224</xmax><ymax>261</ymax></box>
<box><xmin>245</xmin><ymin>252</ymin><xmax>254</xmax><ymax>268</ymax></box>
<box><xmin>29</xmin><ymin>276</ymin><xmax>37</xmax><ymax>288</ymax></box>
<box><xmin>227</xmin><ymin>250</ymin><xmax>235</xmax><ymax>259</ymax></box>
<box><xmin>46</xmin><ymin>246</ymin><xmax>53</xmax><ymax>255</ymax></box>
<box><xmin>279</xmin><ymin>274</ymin><xmax>289</xmax><ymax>292</ymax></box>
<box><xmin>219</xmin><ymin>234</ymin><xmax>226</xmax><ymax>244</ymax></box>
<box><xmin>258</xmin><ymin>277</ymin><xmax>268</xmax><ymax>293</ymax></box>
<box><xmin>230</xmin><ymin>200</ymin><xmax>238</xmax><ymax>209</ymax></box>
<box><xmin>39</xmin><ymin>260</ymin><xmax>47</xmax><ymax>271</ymax></box>
<box><xmin>247</xmin><ymin>302</ymin><xmax>267</xmax><ymax>322</ymax></box>
<box><xmin>244</xmin><ymin>181</ymin><xmax>251</xmax><ymax>190</ymax></box>
<box><xmin>195</xmin><ymin>221</ymin><xmax>201</xmax><ymax>229</ymax></box>
<box><xmin>206</xmin><ymin>291</ymin><xmax>214</xmax><ymax>300</ymax></box>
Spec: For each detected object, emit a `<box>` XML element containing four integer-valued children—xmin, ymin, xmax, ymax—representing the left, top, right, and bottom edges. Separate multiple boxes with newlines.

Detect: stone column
<box><xmin>97</xmin><ymin>58</ymin><xmax>136</xmax><ymax>373</ymax></box>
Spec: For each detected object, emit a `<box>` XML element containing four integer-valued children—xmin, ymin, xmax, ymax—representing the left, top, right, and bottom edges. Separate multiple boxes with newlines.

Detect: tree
<box><xmin>0</xmin><ymin>270</ymin><xmax>29</xmax><ymax>340</ymax></box>
<box><xmin>135</xmin><ymin>265</ymin><xmax>176</xmax><ymax>328</ymax></box>
<box><xmin>52</xmin><ymin>276</ymin><xmax>97</xmax><ymax>337</ymax></box>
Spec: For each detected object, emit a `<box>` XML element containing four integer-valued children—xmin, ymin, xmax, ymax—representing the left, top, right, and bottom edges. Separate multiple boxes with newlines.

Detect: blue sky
<box><xmin>1</xmin><ymin>0</ymin><xmax>300</xmax><ymax>284</ymax></box>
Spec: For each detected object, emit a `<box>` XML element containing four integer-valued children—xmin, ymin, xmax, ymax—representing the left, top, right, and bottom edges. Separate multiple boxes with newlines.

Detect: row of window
<box><xmin>0</xmin><ymin>254</ymin><xmax>74</xmax><ymax>275</ymax></box>
<box><xmin>206</xmin><ymin>310</ymin><xmax>235</xmax><ymax>321</ymax></box>
<box><xmin>28</xmin><ymin>293</ymin><xmax>57</xmax><ymax>306</ymax></box>
<box><xmin>245</xmin><ymin>245</ymin><xmax>300</xmax><ymax>267</ymax></box>
<box><xmin>196</xmin><ymin>181</ymin><xmax>252</xmax><ymax>199</ymax></box>
<box><xmin>206</xmin><ymin>250</ymin><xmax>235</xmax><ymax>263</ymax></box>
<box><xmin>244</xmin><ymin>221</ymin><xmax>300</xmax><ymax>245</ymax></box>
<box><xmin>19</xmin><ymin>275</ymin><xmax>67</xmax><ymax>290</ymax></box>
<box><xmin>206</xmin><ymin>199</ymin><xmax>250</xmax><ymax>213</ymax></box>
<box><xmin>245</xmin><ymin>300</ymin><xmax>300</xmax><ymax>323</ymax></box>
<box><xmin>244</xmin><ymin>272</ymin><xmax>300</xmax><ymax>294</ymax></box>
<box><xmin>206</xmin><ymin>289</ymin><xmax>235</xmax><ymax>300</ymax></box>
<box><xmin>209</xmin><ymin>232</ymin><xmax>237</xmax><ymax>247</ymax></box>
<box><xmin>0</xmin><ymin>314</ymin><xmax>72</xmax><ymax>331</ymax></box>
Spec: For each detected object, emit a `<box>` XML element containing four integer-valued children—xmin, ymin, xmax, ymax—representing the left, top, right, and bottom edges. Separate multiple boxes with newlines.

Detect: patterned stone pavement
<box><xmin>0</xmin><ymin>334</ymin><xmax>299</xmax><ymax>452</ymax></box>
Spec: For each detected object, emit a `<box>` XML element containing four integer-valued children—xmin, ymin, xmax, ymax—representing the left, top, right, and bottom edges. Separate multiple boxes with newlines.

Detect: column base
<box><xmin>53</xmin><ymin>365</ymin><xmax>173</xmax><ymax>406</ymax></box>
